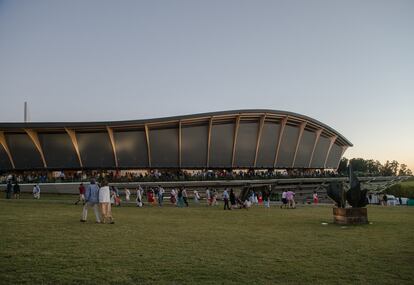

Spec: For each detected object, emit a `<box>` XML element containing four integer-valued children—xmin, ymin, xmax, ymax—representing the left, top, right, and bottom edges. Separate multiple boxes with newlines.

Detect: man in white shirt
<box><xmin>223</xmin><ymin>188</ymin><xmax>230</xmax><ymax>210</ymax></box>
<box><xmin>136</xmin><ymin>186</ymin><xmax>143</xmax><ymax>207</ymax></box>
<box><xmin>280</xmin><ymin>190</ymin><xmax>288</xmax><ymax>208</ymax></box>
<box><xmin>33</xmin><ymin>184</ymin><xmax>40</xmax><ymax>199</ymax></box>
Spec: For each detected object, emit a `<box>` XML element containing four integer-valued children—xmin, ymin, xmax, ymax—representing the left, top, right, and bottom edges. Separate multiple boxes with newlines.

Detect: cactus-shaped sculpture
<box><xmin>327</xmin><ymin>165</ymin><xmax>368</xmax><ymax>208</ymax></box>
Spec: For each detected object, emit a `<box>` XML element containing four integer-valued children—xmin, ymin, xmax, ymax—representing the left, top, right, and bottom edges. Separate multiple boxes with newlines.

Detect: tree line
<box><xmin>338</xmin><ymin>157</ymin><xmax>412</xmax><ymax>176</ymax></box>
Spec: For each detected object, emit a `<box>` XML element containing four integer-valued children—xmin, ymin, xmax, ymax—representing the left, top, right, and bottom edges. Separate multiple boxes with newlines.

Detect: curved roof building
<box><xmin>0</xmin><ymin>110</ymin><xmax>352</xmax><ymax>171</ymax></box>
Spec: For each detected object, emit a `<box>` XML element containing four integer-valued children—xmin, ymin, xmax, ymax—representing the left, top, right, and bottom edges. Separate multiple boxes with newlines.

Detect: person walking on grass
<box><xmin>13</xmin><ymin>181</ymin><xmax>20</xmax><ymax>199</ymax></box>
<box><xmin>158</xmin><ymin>186</ymin><xmax>164</xmax><ymax>207</ymax></box>
<box><xmin>223</xmin><ymin>188</ymin><xmax>231</xmax><ymax>210</ymax></box>
<box><xmin>230</xmin><ymin>189</ymin><xmax>236</xmax><ymax>209</ymax></box>
<box><xmin>177</xmin><ymin>188</ymin><xmax>184</xmax><ymax>207</ymax></box>
<box><xmin>5</xmin><ymin>180</ymin><xmax>12</xmax><ymax>199</ymax></box>
<box><xmin>280</xmin><ymin>190</ymin><xmax>288</xmax><ymax>209</ymax></box>
<box><xmin>125</xmin><ymin>188</ymin><xmax>131</xmax><ymax>203</ymax></box>
<box><xmin>136</xmin><ymin>186</ymin><xmax>143</xmax><ymax>207</ymax></box>
<box><xmin>313</xmin><ymin>191</ymin><xmax>319</xmax><ymax>205</ymax></box>
<box><xmin>170</xmin><ymin>188</ymin><xmax>177</xmax><ymax>205</ymax></box>
<box><xmin>81</xmin><ymin>179</ymin><xmax>101</xmax><ymax>223</ymax></box>
<box><xmin>99</xmin><ymin>180</ymin><xmax>114</xmax><ymax>224</ymax></box>
<box><xmin>182</xmin><ymin>188</ymin><xmax>189</xmax><ymax>207</ymax></box>
<box><xmin>75</xmin><ymin>183</ymin><xmax>86</xmax><ymax>205</ymax></box>
<box><xmin>263</xmin><ymin>189</ymin><xmax>271</xmax><ymax>208</ymax></box>
<box><xmin>33</xmin><ymin>184</ymin><xmax>40</xmax><ymax>199</ymax></box>
<box><xmin>193</xmin><ymin>190</ymin><xmax>200</xmax><ymax>204</ymax></box>
<box><xmin>211</xmin><ymin>189</ymin><xmax>218</xmax><ymax>206</ymax></box>
<box><xmin>286</xmin><ymin>190</ymin><xmax>296</xmax><ymax>209</ymax></box>
<box><xmin>206</xmin><ymin>188</ymin><xmax>211</xmax><ymax>206</ymax></box>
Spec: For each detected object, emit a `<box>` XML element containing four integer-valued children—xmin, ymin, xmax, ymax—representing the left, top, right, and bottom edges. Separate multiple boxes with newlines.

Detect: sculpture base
<box><xmin>333</xmin><ymin>207</ymin><xmax>368</xmax><ymax>225</ymax></box>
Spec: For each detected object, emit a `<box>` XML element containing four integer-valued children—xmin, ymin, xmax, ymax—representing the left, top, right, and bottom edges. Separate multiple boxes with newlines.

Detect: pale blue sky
<box><xmin>0</xmin><ymin>0</ymin><xmax>413</xmax><ymax>170</ymax></box>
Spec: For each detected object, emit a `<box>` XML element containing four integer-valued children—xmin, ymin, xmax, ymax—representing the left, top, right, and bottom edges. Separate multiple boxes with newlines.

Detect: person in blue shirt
<box><xmin>223</xmin><ymin>188</ymin><xmax>231</xmax><ymax>210</ymax></box>
<box><xmin>81</xmin><ymin>179</ymin><xmax>101</xmax><ymax>223</ymax></box>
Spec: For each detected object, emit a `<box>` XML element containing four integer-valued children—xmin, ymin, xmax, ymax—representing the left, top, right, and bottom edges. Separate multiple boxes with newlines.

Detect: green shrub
<box><xmin>386</xmin><ymin>179</ymin><xmax>414</xmax><ymax>198</ymax></box>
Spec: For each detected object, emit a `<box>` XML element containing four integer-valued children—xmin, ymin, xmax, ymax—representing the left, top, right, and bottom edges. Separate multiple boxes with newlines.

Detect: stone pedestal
<box><xmin>333</xmin><ymin>207</ymin><xmax>368</xmax><ymax>225</ymax></box>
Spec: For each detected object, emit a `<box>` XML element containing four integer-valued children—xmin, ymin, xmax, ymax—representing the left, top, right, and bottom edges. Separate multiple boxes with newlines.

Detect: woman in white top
<box><xmin>136</xmin><ymin>186</ymin><xmax>143</xmax><ymax>207</ymax></box>
<box><xmin>99</xmin><ymin>181</ymin><xmax>114</xmax><ymax>224</ymax></box>
<box><xmin>125</xmin><ymin>188</ymin><xmax>131</xmax><ymax>202</ymax></box>
<box><xmin>193</xmin><ymin>190</ymin><xmax>200</xmax><ymax>204</ymax></box>
<box><xmin>170</xmin><ymin>188</ymin><xmax>177</xmax><ymax>205</ymax></box>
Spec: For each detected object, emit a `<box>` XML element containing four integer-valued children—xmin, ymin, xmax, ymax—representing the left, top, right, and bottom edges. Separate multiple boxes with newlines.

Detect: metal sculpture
<box><xmin>327</xmin><ymin>165</ymin><xmax>368</xmax><ymax>208</ymax></box>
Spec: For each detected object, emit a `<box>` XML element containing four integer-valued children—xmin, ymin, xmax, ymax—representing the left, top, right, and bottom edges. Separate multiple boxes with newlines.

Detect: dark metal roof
<box><xmin>0</xmin><ymin>109</ymin><xmax>352</xmax><ymax>146</ymax></box>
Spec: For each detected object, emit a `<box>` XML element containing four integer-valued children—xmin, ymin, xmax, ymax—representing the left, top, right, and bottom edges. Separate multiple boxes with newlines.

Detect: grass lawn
<box><xmin>0</xmin><ymin>196</ymin><xmax>413</xmax><ymax>284</ymax></box>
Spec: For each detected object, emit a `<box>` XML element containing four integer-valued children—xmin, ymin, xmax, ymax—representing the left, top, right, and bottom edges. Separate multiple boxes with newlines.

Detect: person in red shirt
<box><xmin>75</xmin><ymin>183</ymin><xmax>86</xmax><ymax>205</ymax></box>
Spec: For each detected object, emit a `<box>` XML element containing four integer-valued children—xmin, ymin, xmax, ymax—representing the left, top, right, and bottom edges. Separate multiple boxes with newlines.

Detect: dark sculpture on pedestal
<box><xmin>327</xmin><ymin>165</ymin><xmax>369</xmax><ymax>224</ymax></box>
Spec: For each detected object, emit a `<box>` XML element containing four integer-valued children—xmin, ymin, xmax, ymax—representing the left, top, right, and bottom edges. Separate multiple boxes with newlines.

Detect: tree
<box><xmin>381</xmin><ymin>160</ymin><xmax>393</xmax><ymax>176</ymax></box>
<box><xmin>349</xmin><ymin>158</ymin><xmax>368</xmax><ymax>173</ymax></box>
<box><xmin>366</xmin><ymin>159</ymin><xmax>382</xmax><ymax>175</ymax></box>
<box><xmin>399</xmin><ymin>164</ymin><xmax>413</xmax><ymax>176</ymax></box>
<box><xmin>390</xmin><ymin>160</ymin><xmax>399</xmax><ymax>176</ymax></box>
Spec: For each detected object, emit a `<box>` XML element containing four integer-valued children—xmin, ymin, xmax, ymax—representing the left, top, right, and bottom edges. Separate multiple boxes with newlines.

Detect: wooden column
<box><xmin>253</xmin><ymin>115</ymin><xmax>266</xmax><ymax>167</ymax></box>
<box><xmin>231</xmin><ymin>116</ymin><xmax>241</xmax><ymax>168</ymax></box>
<box><xmin>144</xmin><ymin>124</ymin><xmax>152</xmax><ymax>167</ymax></box>
<box><xmin>106</xmin><ymin>126</ymin><xmax>118</xmax><ymax>168</ymax></box>
<box><xmin>324</xmin><ymin>135</ymin><xmax>338</xmax><ymax>168</ymax></box>
<box><xmin>308</xmin><ymin>129</ymin><xmax>322</xmax><ymax>168</ymax></box>
<box><xmin>291</xmin><ymin>121</ymin><xmax>307</xmax><ymax>167</ymax></box>
<box><xmin>24</xmin><ymin>129</ymin><xmax>47</xmax><ymax>168</ymax></box>
<box><xmin>273</xmin><ymin>116</ymin><xmax>288</xmax><ymax>167</ymax></box>
<box><xmin>206</xmin><ymin>117</ymin><xmax>213</xmax><ymax>168</ymax></box>
<box><xmin>65</xmin><ymin>128</ymin><xmax>83</xmax><ymax>168</ymax></box>
<box><xmin>0</xmin><ymin>131</ymin><xmax>15</xmax><ymax>169</ymax></box>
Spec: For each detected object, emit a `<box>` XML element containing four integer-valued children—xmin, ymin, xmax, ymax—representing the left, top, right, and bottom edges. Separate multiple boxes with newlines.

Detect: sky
<box><xmin>0</xmin><ymin>0</ymin><xmax>413</xmax><ymax>170</ymax></box>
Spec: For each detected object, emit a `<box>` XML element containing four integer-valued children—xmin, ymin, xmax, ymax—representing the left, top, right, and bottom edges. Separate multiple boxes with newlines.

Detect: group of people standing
<box><xmin>280</xmin><ymin>190</ymin><xmax>296</xmax><ymax>209</ymax></box>
<box><xmin>133</xmin><ymin>185</ymin><xmax>190</xmax><ymax>208</ymax></box>
<box><xmin>4</xmin><ymin>180</ymin><xmax>21</xmax><ymax>199</ymax></box>
<box><xmin>4</xmin><ymin>180</ymin><xmax>40</xmax><ymax>200</ymax></box>
<box><xmin>222</xmin><ymin>188</ymin><xmax>255</xmax><ymax>210</ymax></box>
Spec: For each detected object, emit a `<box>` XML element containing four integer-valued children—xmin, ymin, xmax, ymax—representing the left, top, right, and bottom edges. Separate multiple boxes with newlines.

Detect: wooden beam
<box><xmin>65</xmin><ymin>128</ymin><xmax>83</xmax><ymax>168</ymax></box>
<box><xmin>253</xmin><ymin>115</ymin><xmax>266</xmax><ymax>167</ymax></box>
<box><xmin>273</xmin><ymin>116</ymin><xmax>288</xmax><ymax>167</ymax></box>
<box><xmin>336</xmin><ymin>145</ymin><xmax>348</xmax><ymax>170</ymax></box>
<box><xmin>308</xmin><ymin>129</ymin><xmax>323</xmax><ymax>168</ymax></box>
<box><xmin>206</xmin><ymin>117</ymin><xmax>213</xmax><ymax>168</ymax></box>
<box><xmin>0</xmin><ymin>131</ymin><xmax>15</xmax><ymax>169</ymax></box>
<box><xmin>144</xmin><ymin>124</ymin><xmax>152</xmax><ymax>167</ymax></box>
<box><xmin>106</xmin><ymin>126</ymin><xmax>118</xmax><ymax>168</ymax></box>
<box><xmin>178</xmin><ymin>121</ymin><xmax>182</xmax><ymax>168</ymax></box>
<box><xmin>24</xmin><ymin>129</ymin><xmax>47</xmax><ymax>168</ymax></box>
<box><xmin>291</xmin><ymin>121</ymin><xmax>307</xmax><ymax>168</ymax></box>
<box><xmin>231</xmin><ymin>116</ymin><xmax>241</xmax><ymax>167</ymax></box>
<box><xmin>324</xmin><ymin>135</ymin><xmax>338</xmax><ymax>168</ymax></box>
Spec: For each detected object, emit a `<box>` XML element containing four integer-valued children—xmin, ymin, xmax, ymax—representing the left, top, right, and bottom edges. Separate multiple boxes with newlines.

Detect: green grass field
<box><xmin>1</xmin><ymin>196</ymin><xmax>413</xmax><ymax>284</ymax></box>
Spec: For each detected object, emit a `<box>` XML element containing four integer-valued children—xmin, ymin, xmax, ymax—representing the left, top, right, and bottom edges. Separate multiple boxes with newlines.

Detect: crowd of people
<box><xmin>72</xmin><ymin>181</ymin><xmax>320</xmax><ymax>214</ymax></box>
<box><xmin>0</xmin><ymin>168</ymin><xmax>341</xmax><ymax>185</ymax></box>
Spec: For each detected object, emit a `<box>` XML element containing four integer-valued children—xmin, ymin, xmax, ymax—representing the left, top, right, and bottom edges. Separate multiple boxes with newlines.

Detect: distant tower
<box><xmin>24</xmin><ymin>101</ymin><xmax>28</xmax><ymax>122</ymax></box>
